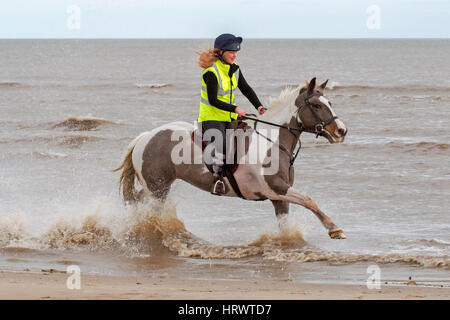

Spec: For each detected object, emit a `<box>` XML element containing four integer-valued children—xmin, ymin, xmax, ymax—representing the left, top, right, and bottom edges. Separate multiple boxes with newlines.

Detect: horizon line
<box><xmin>1</xmin><ymin>37</ymin><xmax>449</xmax><ymax>40</ymax></box>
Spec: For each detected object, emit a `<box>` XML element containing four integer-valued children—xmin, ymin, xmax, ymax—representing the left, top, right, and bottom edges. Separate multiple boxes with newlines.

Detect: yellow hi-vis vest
<box><xmin>198</xmin><ymin>59</ymin><xmax>239</xmax><ymax>122</ymax></box>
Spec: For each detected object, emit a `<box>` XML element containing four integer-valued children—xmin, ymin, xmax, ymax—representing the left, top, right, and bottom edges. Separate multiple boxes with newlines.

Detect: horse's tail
<box><xmin>113</xmin><ymin>134</ymin><xmax>143</xmax><ymax>203</ymax></box>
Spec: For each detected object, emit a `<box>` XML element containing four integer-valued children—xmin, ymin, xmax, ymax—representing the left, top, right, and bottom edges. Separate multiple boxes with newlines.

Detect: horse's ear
<box><xmin>319</xmin><ymin>79</ymin><xmax>328</xmax><ymax>91</ymax></box>
<box><xmin>307</xmin><ymin>77</ymin><xmax>316</xmax><ymax>95</ymax></box>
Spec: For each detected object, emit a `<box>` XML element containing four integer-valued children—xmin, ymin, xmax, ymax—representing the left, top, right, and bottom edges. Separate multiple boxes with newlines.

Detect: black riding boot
<box><xmin>200</xmin><ymin>120</ymin><xmax>228</xmax><ymax>196</ymax></box>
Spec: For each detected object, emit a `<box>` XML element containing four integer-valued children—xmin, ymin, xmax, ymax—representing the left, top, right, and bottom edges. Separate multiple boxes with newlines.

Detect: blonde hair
<box><xmin>195</xmin><ymin>48</ymin><xmax>220</xmax><ymax>69</ymax></box>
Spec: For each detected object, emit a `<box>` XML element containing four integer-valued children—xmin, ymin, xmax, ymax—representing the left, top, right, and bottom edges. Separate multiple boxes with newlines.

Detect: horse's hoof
<box><xmin>329</xmin><ymin>229</ymin><xmax>347</xmax><ymax>239</ymax></box>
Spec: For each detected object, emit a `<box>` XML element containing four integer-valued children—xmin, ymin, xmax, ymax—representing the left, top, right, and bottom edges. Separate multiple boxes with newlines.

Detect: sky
<box><xmin>1</xmin><ymin>0</ymin><xmax>449</xmax><ymax>39</ymax></box>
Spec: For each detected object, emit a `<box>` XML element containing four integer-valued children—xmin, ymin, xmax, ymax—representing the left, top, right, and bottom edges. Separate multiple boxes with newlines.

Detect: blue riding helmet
<box><xmin>214</xmin><ymin>33</ymin><xmax>242</xmax><ymax>51</ymax></box>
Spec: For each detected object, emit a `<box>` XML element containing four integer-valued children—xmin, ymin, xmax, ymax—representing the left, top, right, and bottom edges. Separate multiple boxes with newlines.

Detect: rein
<box><xmin>240</xmin><ymin>114</ymin><xmax>302</xmax><ymax>132</ymax></box>
<box><xmin>239</xmin><ymin>113</ymin><xmax>302</xmax><ymax>167</ymax></box>
<box><xmin>237</xmin><ymin>92</ymin><xmax>339</xmax><ymax>166</ymax></box>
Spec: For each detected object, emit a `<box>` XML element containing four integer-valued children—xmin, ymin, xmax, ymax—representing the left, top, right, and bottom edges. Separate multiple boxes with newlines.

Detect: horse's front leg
<box><xmin>270</xmin><ymin>200</ymin><xmax>290</xmax><ymax>231</ymax></box>
<box><xmin>269</xmin><ymin>180</ymin><xmax>346</xmax><ymax>239</ymax></box>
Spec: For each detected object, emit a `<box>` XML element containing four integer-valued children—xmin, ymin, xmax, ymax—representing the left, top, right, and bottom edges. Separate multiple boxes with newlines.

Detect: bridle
<box><xmin>239</xmin><ymin>91</ymin><xmax>338</xmax><ymax>166</ymax></box>
<box><xmin>296</xmin><ymin>91</ymin><xmax>339</xmax><ymax>138</ymax></box>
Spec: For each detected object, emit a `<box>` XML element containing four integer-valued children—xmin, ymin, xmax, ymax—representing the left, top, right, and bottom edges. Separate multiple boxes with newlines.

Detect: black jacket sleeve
<box><xmin>237</xmin><ymin>70</ymin><xmax>262</xmax><ymax>110</ymax></box>
<box><xmin>203</xmin><ymin>71</ymin><xmax>236</xmax><ymax>113</ymax></box>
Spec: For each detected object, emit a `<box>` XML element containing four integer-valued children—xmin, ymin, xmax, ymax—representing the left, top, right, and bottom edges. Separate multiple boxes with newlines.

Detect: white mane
<box><xmin>259</xmin><ymin>86</ymin><xmax>300</xmax><ymax>125</ymax></box>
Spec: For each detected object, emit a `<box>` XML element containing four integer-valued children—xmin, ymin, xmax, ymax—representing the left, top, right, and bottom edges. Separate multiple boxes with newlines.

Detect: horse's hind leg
<box><xmin>140</xmin><ymin>173</ymin><xmax>174</xmax><ymax>215</ymax></box>
<box><xmin>139</xmin><ymin>137</ymin><xmax>176</xmax><ymax>214</ymax></box>
<box><xmin>135</xmin><ymin>187</ymin><xmax>169</xmax><ymax>204</ymax></box>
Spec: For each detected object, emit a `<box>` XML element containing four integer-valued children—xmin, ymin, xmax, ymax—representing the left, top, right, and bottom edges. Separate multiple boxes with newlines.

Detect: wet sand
<box><xmin>0</xmin><ymin>270</ymin><xmax>448</xmax><ymax>300</ymax></box>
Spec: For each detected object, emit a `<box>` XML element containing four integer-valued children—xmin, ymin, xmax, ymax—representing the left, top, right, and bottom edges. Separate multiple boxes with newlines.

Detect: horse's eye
<box><xmin>313</xmin><ymin>104</ymin><xmax>321</xmax><ymax>109</ymax></box>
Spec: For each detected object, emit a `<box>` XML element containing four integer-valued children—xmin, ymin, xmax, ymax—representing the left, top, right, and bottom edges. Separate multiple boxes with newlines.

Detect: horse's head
<box><xmin>294</xmin><ymin>77</ymin><xmax>347</xmax><ymax>143</ymax></box>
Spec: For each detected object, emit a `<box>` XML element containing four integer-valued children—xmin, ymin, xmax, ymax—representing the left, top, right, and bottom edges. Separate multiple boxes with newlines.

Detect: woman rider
<box><xmin>196</xmin><ymin>33</ymin><xmax>266</xmax><ymax>195</ymax></box>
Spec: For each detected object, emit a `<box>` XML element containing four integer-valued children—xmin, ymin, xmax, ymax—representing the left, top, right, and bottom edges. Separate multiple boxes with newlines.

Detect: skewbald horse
<box><xmin>114</xmin><ymin>78</ymin><xmax>348</xmax><ymax>239</ymax></box>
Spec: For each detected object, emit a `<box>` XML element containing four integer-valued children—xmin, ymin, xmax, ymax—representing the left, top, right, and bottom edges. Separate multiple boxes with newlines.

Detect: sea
<box><xmin>0</xmin><ymin>39</ymin><xmax>449</xmax><ymax>287</ymax></box>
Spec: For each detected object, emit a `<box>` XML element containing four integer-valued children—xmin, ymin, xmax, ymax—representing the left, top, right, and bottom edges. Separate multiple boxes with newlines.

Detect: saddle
<box><xmin>191</xmin><ymin>120</ymin><xmax>251</xmax><ymax>198</ymax></box>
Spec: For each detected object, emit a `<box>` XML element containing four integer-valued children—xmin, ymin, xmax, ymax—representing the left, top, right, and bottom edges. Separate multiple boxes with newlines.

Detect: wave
<box><xmin>0</xmin><ymin>81</ymin><xmax>21</xmax><ymax>87</ymax></box>
<box><xmin>281</xmin><ymin>82</ymin><xmax>450</xmax><ymax>96</ymax></box>
<box><xmin>396</xmin><ymin>238</ymin><xmax>450</xmax><ymax>253</ymax></box>
<box><xmin>327</xmin><ymin>83</ymin><xmax>450</xmax><ymax>93</ymax></box>
<box><xmin>418</xmin><ymin>239</ymin><xmax>450</xmax><ymax>249</ymax></box>
<box><xmin>56</xmin><ymin>135</ymin><xmax>104</xmax><ymax>147</ymax></box>
<box><xmin>1</xmin><ymin>137</ymin><xmax>54</xmax><ymax>144</ymax></box>
<box><xmin>262</xmin><ymin>249</ymin><xmax>449</xmax><ymax>268</ymax></box>
<box><xmin>52</xmin><ymin>116</ymin><xmax>117</xmax><ymax>131</ymax></box>
<box><xmin>0</xmin><ymin>82</ymin><xmax>128</xmax><ymax>89</ymax></box>
<box><xmin>76</xmin><ymin>83</ymin><xmax>128</xmax><ymax>89</ymax></box>
<box><xmin>0</xmin><ymin>81</ymin><xmax>175</xmax><ymax>90</ymax></box>
<box><xmin>0</xmin><ymin>204</ymin><xmax>448</xmax><ymax>269</ymax></box>
<box><xmin>388</xmin><ymin>141</ymin><xmax>449</xmax><ymax>152</ymax></box>
<box><xmin>135</xmin><ymin>83</ymin><xmax>173</xmax><ymax>89</ymax></box>
<box><xmin>32</xmin><ymin>151</ymin><xmax>69</xmax><ymax>159</ymax></box>
<box><xmin>0</xmin><ymin>150</ymin><xmax>71</xmax><ymax>161</ymax></box>
<box><xmin>1</xmin><ymin>135</ymin><xmax>103</xmax><ymax>147</ymax></box>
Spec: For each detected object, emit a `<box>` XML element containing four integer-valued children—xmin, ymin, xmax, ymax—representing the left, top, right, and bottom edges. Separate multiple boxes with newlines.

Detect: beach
<box><xmin>1</xmin><ymin>269</ymin><xmax>449</xmax><ymax>300</ymax></box>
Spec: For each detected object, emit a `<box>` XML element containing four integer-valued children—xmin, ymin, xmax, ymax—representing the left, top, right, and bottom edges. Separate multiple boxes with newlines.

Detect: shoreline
<box><xmin>0</xmin><ymin>270</ymin><xmax>448</xmax><ymax>300</ymax></box>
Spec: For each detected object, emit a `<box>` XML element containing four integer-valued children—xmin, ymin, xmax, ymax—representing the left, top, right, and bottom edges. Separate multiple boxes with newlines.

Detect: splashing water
<box><xmin>1</xmin><ymin>198</ymin><xmax>447</xmax><ymax>271</ymax></box>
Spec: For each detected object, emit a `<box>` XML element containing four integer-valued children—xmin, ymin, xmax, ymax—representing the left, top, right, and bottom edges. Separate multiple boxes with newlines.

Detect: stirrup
<box><xmin>211</xmin><ymin>179</ymin><xmax>225</xmax><ymax>196</ymax></box>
